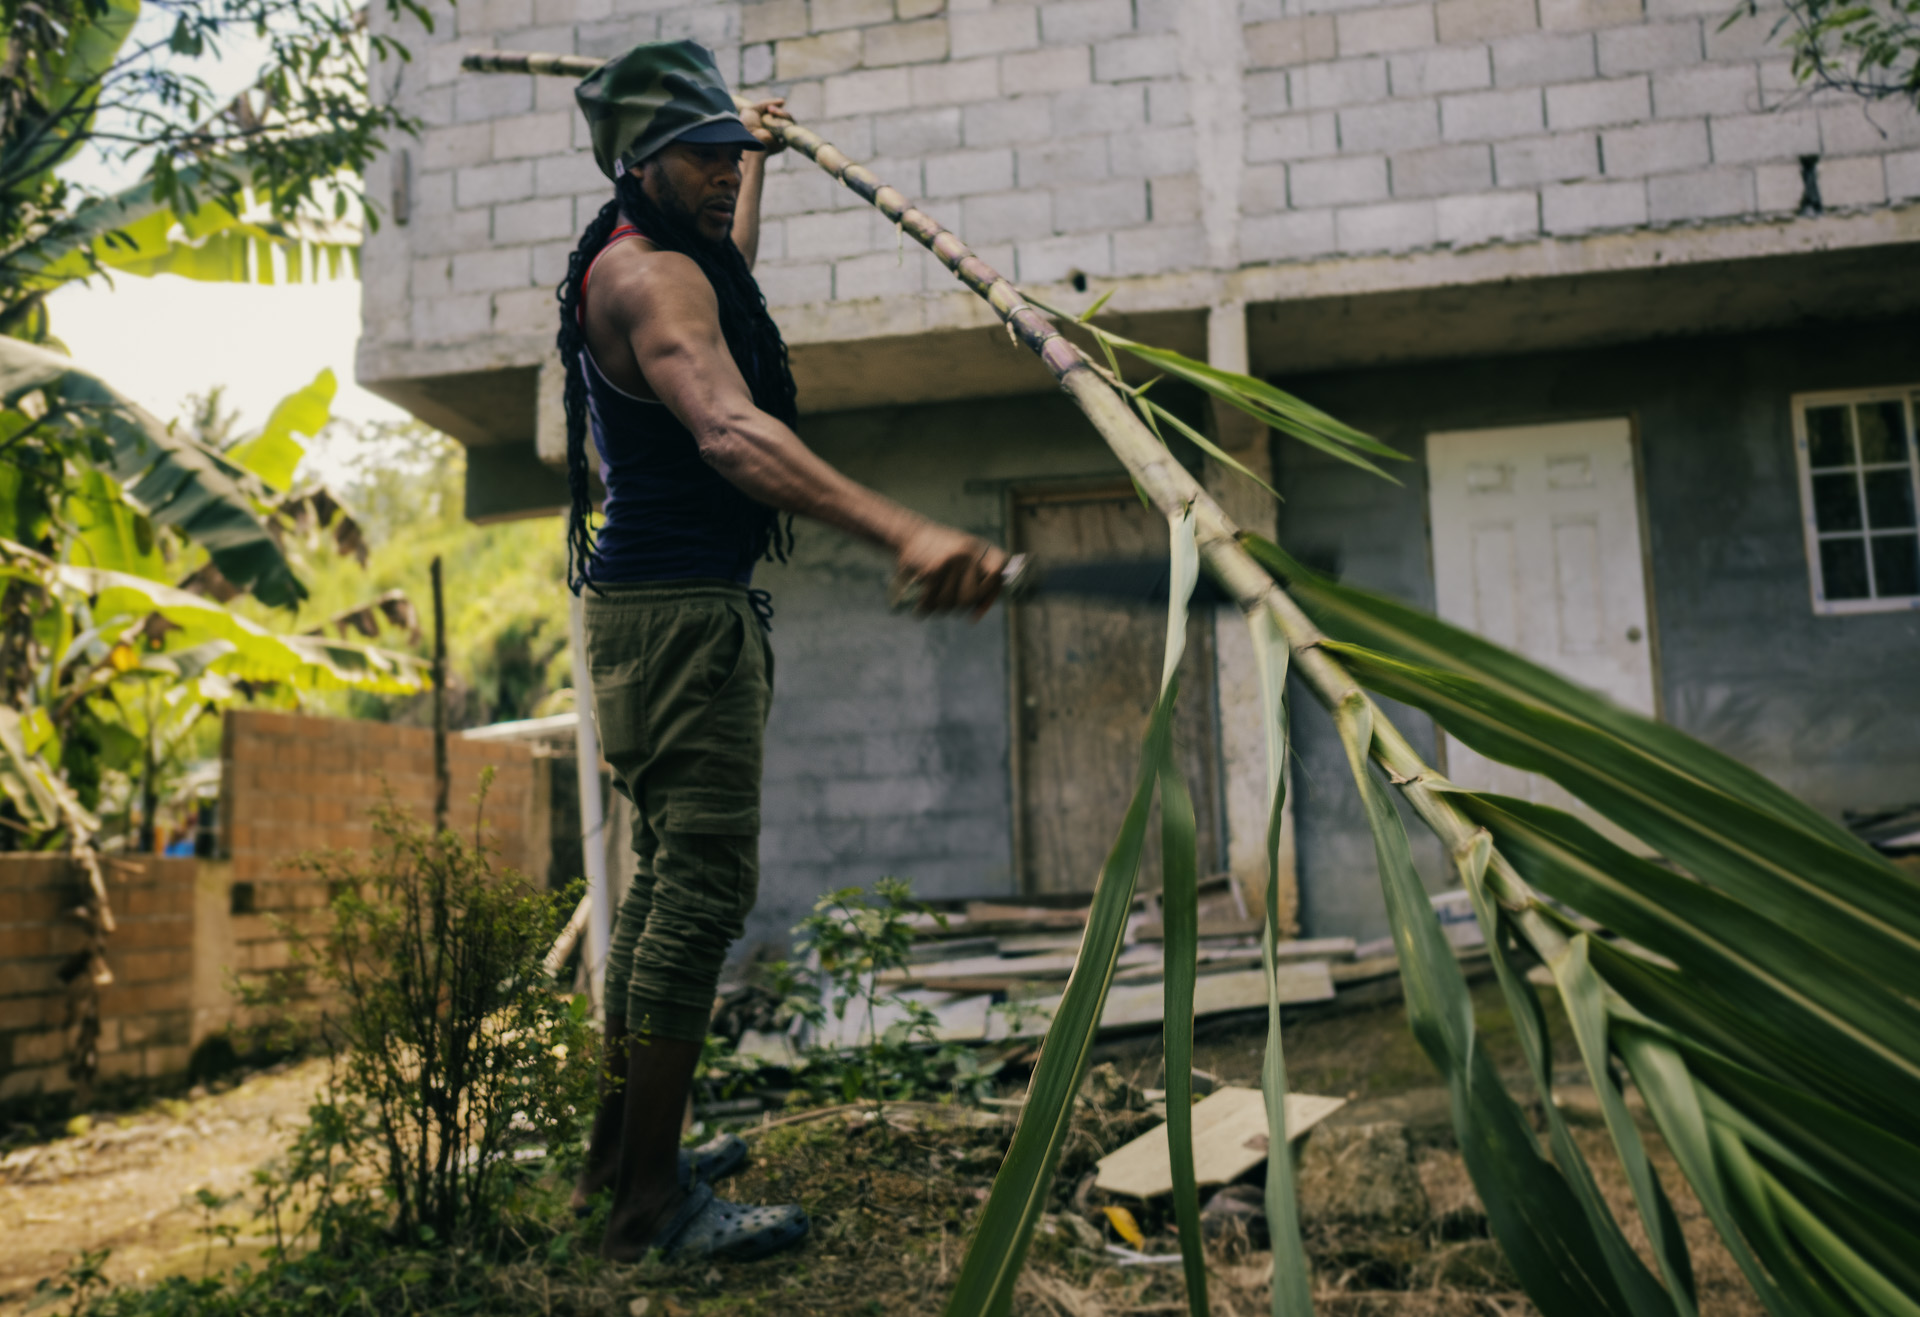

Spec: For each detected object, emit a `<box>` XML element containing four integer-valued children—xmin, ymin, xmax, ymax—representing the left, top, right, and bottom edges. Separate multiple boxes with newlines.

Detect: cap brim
<box><xmin>671</xmin><ymin>118</ymin><xmax>767</xmax><ymax>150</ymax></box>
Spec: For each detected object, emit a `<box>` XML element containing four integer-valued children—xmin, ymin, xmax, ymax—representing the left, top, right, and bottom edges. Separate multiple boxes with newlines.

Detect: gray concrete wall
<box><xmin>745</xmin><ymin>390</ymin><xmax>1130</xmax><ymax>952</ymax></box>
<box><xmin>1273</xmin><ymin>317</ymin><xmax>1920</xmax><ymax>942</ymax></box>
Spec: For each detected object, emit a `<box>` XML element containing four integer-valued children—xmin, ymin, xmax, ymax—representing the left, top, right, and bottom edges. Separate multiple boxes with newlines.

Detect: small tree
<box><xmin>1757</xmin><ymin>0</ymin><xmax>1920</xmax><ymax>109</ymax></box>
<box><xmin>286</xmin><ymin>791</ymin><xmax>595</xmax><ymax>1245</ymax></box>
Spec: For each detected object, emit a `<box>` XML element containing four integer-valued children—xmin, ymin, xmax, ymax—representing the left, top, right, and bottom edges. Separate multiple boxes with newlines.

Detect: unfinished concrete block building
<box><xmin>359</xmin><ymin>0</ymin><xmax>1920</xmax><ymax>949</ymax></box>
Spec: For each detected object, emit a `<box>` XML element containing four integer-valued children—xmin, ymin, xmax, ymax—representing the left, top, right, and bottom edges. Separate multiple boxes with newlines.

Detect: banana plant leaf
<box><xmin>0</xmin><ymin>336</ymin><xmax>306</xmax><ymax>607</ymax></box>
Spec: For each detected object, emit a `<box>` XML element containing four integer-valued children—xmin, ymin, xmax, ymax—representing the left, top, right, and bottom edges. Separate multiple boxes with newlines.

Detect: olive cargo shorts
<box><xmin>586</xmin><ymin>581</ymin><xmax>772</xmax><ymax>1044</ymax></box>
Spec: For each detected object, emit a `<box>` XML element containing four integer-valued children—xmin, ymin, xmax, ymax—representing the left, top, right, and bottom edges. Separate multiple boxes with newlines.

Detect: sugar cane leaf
<box><xmin>1249</xmin><ymin>609</ymin><xmax>1312</xmax><ymax>1317</ymax></box>
<box><xmin>1324</xmin><ymin>643</ymin><xmax>1920</xmax><ymax>987</ymax></box>
<box><xmin>1452</xmin><ymin>840</ymin><xmax>1682</xmax><ymax>1316</ymax></box>
<box><xmin>1457</xmin><ymin>794</ymin><xmax>1920</xmax><ymax>1127</ymax></box>
<box><xmin>945</xmin><ymin>697</ymin><xmax>1173</xmax><ymax>1317</ymax></box>
<box><xmin>1615</xmin><ymin>1028</ymin><xmax>1818</xmax><ymax>1317</ymax></box>
<box><xmin>1139</xmin><ymin>397</ymin><xmax>1283</xmax><ymax>503</ymax></box>
<box><xmin>1239</xmin><ymin>535</ymin><xmax>1874</xmax><ymax>860</ymax></box>
<box><xmin>1334</xmin><ymin>696</ymin><xmax>1638</xmax><ymax>1317</ymax></box>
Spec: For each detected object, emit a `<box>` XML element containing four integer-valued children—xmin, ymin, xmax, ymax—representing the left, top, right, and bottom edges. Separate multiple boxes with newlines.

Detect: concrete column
<box><xmin>1204</xmin><ymin>299</ymin><xmax>1300</xmax><ymax>933</ymax></box>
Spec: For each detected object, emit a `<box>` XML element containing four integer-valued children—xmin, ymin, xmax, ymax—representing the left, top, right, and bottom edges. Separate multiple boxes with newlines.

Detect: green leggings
<box><xmin>585</xmin><ymin>581</ymin><xmax>772</xmax><ymax>1044</ymax></box>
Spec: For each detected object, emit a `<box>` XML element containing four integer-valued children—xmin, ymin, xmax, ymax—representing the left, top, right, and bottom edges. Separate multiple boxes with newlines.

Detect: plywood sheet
<box><xmin>1095</xmin><ymin>1085</ymin><xmax>1349</xmax><ymax>1198</ymax></box>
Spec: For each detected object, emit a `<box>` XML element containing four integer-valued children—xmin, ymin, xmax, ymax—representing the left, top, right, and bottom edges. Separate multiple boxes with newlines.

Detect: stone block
<box><xmin>865</xmin><ymin>17</ymin><xmax>950</xmax><ymax>65</ymax></box>
<box><xmin>744</xmin><ymin>0</ymin><xmax>809</xmax><ymax>42</ymax></box>
<box><xmin>1109</xmin><ymin>126</ymin><xmax>1196</xmax><ymax>177</ymax></box>
<box><xmin>1147</xmin><ymin>80</ymin><xmax>1189</xmax><ymax>125</ymax></box>
<box><xmin>1754</xmin><ymin>160</ymin><xmax>1802</xmax><ymax>211</ymax></box>
<box><xmin>833</xmin><ymin>249</ymin><xmax>928</xmax><ymax>298</ymax></box>
<box><xmin>1052</xmin><ymin>177</ymin><xmax>1148</xmax><ymax>230</ymax></box>
<box><xmin>811</xmin><ymin>0</ymin><xmax>892</xmax><ymax>31</ymax></box>
<box><xmin>1701</xmin><ymin>6</ymin><xmax>1782</xmax><ymax>59</ymax></box>
<box><xmin>576</xmin><ymin>17</ymin><xmax>660</xmax><ymax>59</ymax></box>
<box><xmin>1004</xmin><ymin>45</ymin><xmax>1093</xmax><ymax>93</ymax></box>
<box><xmin>1054</xmin><ymin>82</ymin><xmax>1148</xmax><ymax>135</ymax></box>
<box><xmin>1112</xmin><ymin>222</ymin><xmax>1206</xmax><ymax>275</ymax></box>
<box><xmin>1016</xmin><ymin>231</ymin><xmax>1113</xmax><ymax>282</ymax></box>
<box><xmin>1290</xmin><ymin>154</ymin><xmax>1392</xmax><ymax>206</ymax></box>
<box><xmin>491</xmin><ymin>285</ymin><xmax>554</xmax><ymax>333</ymax></box>
<box><xmin>963</xmin><ymin>96</ymin><xmax>1051</xmax><ymax>146</ymax></box>
<box><xmin>412</xmin><ymin>293</ymin><xmax>492</xmax><ymax>344</ymax></box>
<box><xmin>492</xmin><ymin>197</ymin><xmax>576</xmax><ymax>244</ymax></box>
<box><xmin>455</xmin><ymin>160</ymin><xmax>535</xmax><ymax>208</ymax></box>
<box><xmin>1648</xmin><ymin>164</ymin><xmax>1755</xmax><ymax>219</ymax></box>
<box><xmin>454</xmin><ymin>73</ymin><xmax>533</xmax><ymax>124</ymax></box>
<box><xmin>786</xmin><ymin>207</ymin><xmax>877</xmax><ymax>259</ymax></box>
<box><xmin>1541</xmin><ymin>176</ymin><xmax>1647</xmax><ymax>230</ymax></box>
<box><xmin>1291</xmin><ymin>57</ymin><xmax>1390</xmax><ymax>109</ymax></box>
<box><xmin>1540</xmin><ymin>0</ymin><xmax>1640</xmax><ymax>28</ymax></box>
<box><xmin>1339</xmin><ymin>98</ymin><xmax>1442</xmax><ymax>152</ymax></box>
<box><xmin>1390</xmin><ymin>141</ymin><xmax>1493</xmax><ymax>195</ymax></box>
<box><xmin>422</xmin><ymin>124</ymin><xmax>492</xmax><ymax>173</ymax></box>
<box><xmin>1017</xmin><ymin>134</ymin><xmax>1113</xmax><ymax>185</ymax></box>
<box><xmin>1337</xmin><ymin>196</ymin><xmax>1438</xmax><ymax>251</ymax></box>
<box><xmin>1601</xmin><ymin>117</ymin><xmax>1709</xmax><ymax>176</ymax></box>
<box><xmin>1820</xmin><ymin>98</ymin><xmax>1920</xmax><ymax>153</ymax></box>
<box><xmin>1492</xmin><ymin>31</ymin><xmax>1596</xmax><ymax>86</ymax></box>
<box><xmin>1435</xmin><ymin>0</ymin><xmax>1536</xmax><ymax>43</ymax></box>
<box><xmin>1094</xmin><ymin>34</ymin><xmax>1180</xmax><ymax>81</ymax></box>
<box><xmin>1246</xmin><ymin>109</ymin><xmax>1341</xmax><ymax>161</ymax></box>
<box><xmin>1244</xmin><ymin>162</ymin><xmax>1291</xmax><ymax>212</ymax></box>
<box><xmin>961</xmin><ymin>187</ymin><xmax>1056</xmax><ymax>241</ymax></box>
<box><xmin>898</xmin><ymin>0</ymin><xmax>945</xmax><ymax>15</ymax></box>
<box><xmin>743</xmin><ymin>42</ymin><xmax>776</xmax><ymax>84</ymax></box>
<box><xmin>1887</xmin><ymin>149</ymin><xmax>1920</xmax><ymax>199</ymax></box>
<box><xmin>1337</xmin><ymin>3</ymin><xmax>1437</xmax><ymax>56</ymax></box>
<box><xmin>925</xmin><ymin>145</ymin><xmax>1017</xmax><ymax>196</ymax></box>
<box><xmin>1818</xmin><ymin>154</ymin><xmax>1889</xmax><ymax>208</ymax></box>
<box><xmin>1442</xmin><ymin>86</ymin><xmax>1544</xmax><ymax>141</ymax></box>
<box><xmin>762</xmin><ymin>165</ymin><xmax>841</xmax><ymax>216</ymax></box>
<box><xmin>754</xmin><ymin>260</ymin><xmax>833</xmax><ymax>306</ymax></box>
<box><xmin>1388</xmin><ymin>46</ymin><xmax>1493</xmax><ymax>97</ymax></box>
<box><xmin>458</xmin><ymin>0</ymin><xmax>533</xmax><ymax>33</ymax></box>
<box><xmin>951</xmin><ymin>5</ymin><xmax>1040</xmax><ymax>57</ymax></box>
<box><xmin>1652</xmin><ymin>63</ymin><xmax>1759</xmax><ymax>118</ymax></box>
<box><xmin>491</xmin><ymin>112</ymin><xmax>571</xmax><ymax>161</ymax></box>
<box><xmin>1040</xmin><ymin>0</ymin><xmax>1135</xmax><ymax>44</ymax></box>
<box><xmin>826</xmin><ymin>67</ymin><xmax>913</xmax><ymax>115</ymax></box>
<box><xmin>1437</xmin><ymin>188</ymin><xmax>1540</xmax><ymax>242</ymax></box>
<box><xmin>912</xmin><ymin>56</ymin><xmax>1002</xmax><ymax>105</ymax></box>
<box><xmin>1597</xmin><ymin>21</ymin><xmax>1702</xmax><ymax>75</ymax></box>
<box><xmin>1710</xmin><ymin>108</ymin><xmax>1818</xmax><ymax>163</ymax></box>
<box><xmin>1147</xmin><ymin>172</ymin><xmax>1200</xmax><ymax>222</ymax></box>
<box><xmin>1297</xmin><ymin>1123</ymin><xmax>1430</xmax><ymax>1229</ymax></box>
<box><xmin>1756</xmin><ymin>57</ymin><xmax>1802</xmax><ymax>109</ymax></box>
<box><xmin>1546</xmin><ymin>75</ymin><xmax>1649</xmax><ymax>132</ymax></box>
<box><xmin>878</xmin><ymin>106</ymin><xmax>966</xmax><ymax>156</ymax></box>
<box><xmin>536</xmin><ymin>151</ymin><xmax>607</xmax><ymax>197</ymax></box>
<box><xmin>1246</xmin><ymin>70</ymin><xmax>1292</xmax><ymax>115</ymax></box>
<box><xmin>1247</xmin><ymin>15</ymin><xmax>1338</xmax><ymax>69</ymax></box>
<box><xmin>779</xmin><ymin>29</ymin><xmax>863</xmax><ymax>78</ymax></box>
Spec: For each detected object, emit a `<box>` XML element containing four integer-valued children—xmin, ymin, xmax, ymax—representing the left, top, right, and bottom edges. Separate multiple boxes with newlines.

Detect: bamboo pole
<box><xmin>458</xmin><ymin>50</ymin><xmax>1565</xmax><ymax>955</ymax></box>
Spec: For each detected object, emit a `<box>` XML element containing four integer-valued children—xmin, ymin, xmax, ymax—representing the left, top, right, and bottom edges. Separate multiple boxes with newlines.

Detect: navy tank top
<box><xmin>580</xmin><ymin>225</ymin><xmax>771</xmax><ymax>585</ymax></box>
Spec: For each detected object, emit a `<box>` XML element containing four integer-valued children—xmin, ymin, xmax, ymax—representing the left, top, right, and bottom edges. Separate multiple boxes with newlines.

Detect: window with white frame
<box><xmin>1793</xmin><ymin>388</ymin><xmax>1920</xmax><ymax>614</ymax></box>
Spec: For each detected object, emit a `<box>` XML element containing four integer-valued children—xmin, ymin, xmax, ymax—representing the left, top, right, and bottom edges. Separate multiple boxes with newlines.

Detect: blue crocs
<box><xmin>678</xmin><ymin>1132</ymin><xmax>748</xmax><ymax>1187</ymax></box>
<box><xmin>653</xmin><ymin>1182</ymin><xmax>809</xmax><ymax>1262</ymax></box>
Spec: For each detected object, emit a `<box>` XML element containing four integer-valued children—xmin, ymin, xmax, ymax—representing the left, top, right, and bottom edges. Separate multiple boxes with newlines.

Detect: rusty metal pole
<box><xmin>431</xmin><ymin>555</ymin><xmax>449</xmax><ymax>833</ymax></box>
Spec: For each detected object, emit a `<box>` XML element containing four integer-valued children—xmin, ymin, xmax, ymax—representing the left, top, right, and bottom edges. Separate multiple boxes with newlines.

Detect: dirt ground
<box><xmin>0</xmin><ymin>984</ymin><xmax>1767</xmax><ymax>1317</ymax></box>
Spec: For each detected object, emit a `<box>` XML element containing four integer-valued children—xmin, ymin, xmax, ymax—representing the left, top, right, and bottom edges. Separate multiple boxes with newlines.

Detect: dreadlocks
<box><xmin>555</xmin><ymin>168</ymin><xmax>798</xmax><ymax>592</ymax></box>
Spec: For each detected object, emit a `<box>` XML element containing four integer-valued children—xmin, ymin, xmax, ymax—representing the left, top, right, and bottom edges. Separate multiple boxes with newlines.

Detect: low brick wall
<box><xmin>0</xmin><ymin>856</ymin><xmax>196</xmax><ymax>1104</ymax></box>
<box><xmin>216</xmin><ymin>710</ymin><xmax>539</xmax><ymax>1001</ymax></box>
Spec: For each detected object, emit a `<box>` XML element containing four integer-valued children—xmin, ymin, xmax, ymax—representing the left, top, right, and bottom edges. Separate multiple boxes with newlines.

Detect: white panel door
<box><xmin>1426</xmin><ymin>420</ymin><xmax>1655</xmax><ymax>817</ymax></box>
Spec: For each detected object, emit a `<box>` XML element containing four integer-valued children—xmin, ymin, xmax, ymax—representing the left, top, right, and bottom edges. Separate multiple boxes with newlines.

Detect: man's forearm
<box><xmin>700</xmin><ymin>413</ymin><xmax>923</xmax><ymax>550</ymax></box>
<box><xmin>733</xmin><ymin>155</ymin><xmax>766</xmax><ymax>269</ymax></box>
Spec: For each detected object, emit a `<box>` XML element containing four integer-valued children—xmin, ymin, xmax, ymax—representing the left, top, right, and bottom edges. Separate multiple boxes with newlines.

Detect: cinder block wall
<box><xmin>362</xmin><ymin>0</ymin><xmax>1920</xmax><ymax>371</ymax></box>
<box><xmin>217</xmin><ymin>711</ymin><xmax>539</xmax><ymax>997</ymax></box>
<box><xmin>0</xmin><ymin>856</ymin><xmax>196</xmax><ymax>1104</ymax></box>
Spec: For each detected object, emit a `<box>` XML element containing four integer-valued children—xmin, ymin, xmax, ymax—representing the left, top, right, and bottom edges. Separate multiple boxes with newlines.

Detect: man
<box><xmin>553</xmin><ymin>41</ymin><xmax>1007</xmax><ymax>1263</ymax></box>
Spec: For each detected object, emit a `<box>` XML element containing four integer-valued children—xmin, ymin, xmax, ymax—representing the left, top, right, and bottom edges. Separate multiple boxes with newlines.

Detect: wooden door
<box><xmin>1011</xmin><ymin>486</ymin><xmax>1221</xmax><ymax>894</ymax></box>
<box><xmin>1427</xmin><ymin>420</ymin><xmax>1656</xmax><ymax>820</ymax></box>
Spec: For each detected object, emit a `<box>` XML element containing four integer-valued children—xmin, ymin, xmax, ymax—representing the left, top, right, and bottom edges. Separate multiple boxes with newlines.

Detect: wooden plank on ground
<box><xmin>1094</xmin><ymin>1086</ymin><xmax>1348</xmax><ymax>1198</ymax></box>
<box><xmin>985</xmin><ymin>961</ymin><xmax>1335</xmax><ymax>1039</ymax></box>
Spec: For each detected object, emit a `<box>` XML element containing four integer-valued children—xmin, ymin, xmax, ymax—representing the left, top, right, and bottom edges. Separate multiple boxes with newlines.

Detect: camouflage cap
<box><xmin>575</xmin><ymin>41</ymin><xmax>763</xmax><ymax>180</ymax></box>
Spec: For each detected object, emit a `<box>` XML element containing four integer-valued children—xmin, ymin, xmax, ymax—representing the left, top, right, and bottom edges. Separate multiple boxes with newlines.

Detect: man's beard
<box><xmin>645</xmin><ymin>178</ymin><xmax>725</xmax><ymax>250</ymax></box>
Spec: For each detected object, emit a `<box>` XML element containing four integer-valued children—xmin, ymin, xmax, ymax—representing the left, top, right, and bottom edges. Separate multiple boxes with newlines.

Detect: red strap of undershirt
<box><xmin>577</xmin><ymin>224</ymin><xmax>641</xmax><ymax>323</ymax></box>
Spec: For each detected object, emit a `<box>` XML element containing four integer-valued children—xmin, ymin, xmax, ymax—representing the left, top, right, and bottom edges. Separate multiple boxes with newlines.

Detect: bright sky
<box><xmin>48</xmin><ymin>275</ymin><xmax>409</xmax><ymax>478</ymax></box>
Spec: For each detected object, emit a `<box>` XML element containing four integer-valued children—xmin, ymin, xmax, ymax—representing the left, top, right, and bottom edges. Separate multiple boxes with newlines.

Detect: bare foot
<box><xmin>600</xmin><ymin>1184</ymin><xmax>690</xmax><ymax>1263</ymax></box>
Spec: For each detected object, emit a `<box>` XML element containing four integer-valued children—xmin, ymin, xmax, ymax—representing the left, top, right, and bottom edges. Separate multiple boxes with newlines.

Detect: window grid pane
<box><xmin>1798</xmin><ymin>389</ymin><xmax>1920</xmax><ymax>608</ymax></box>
